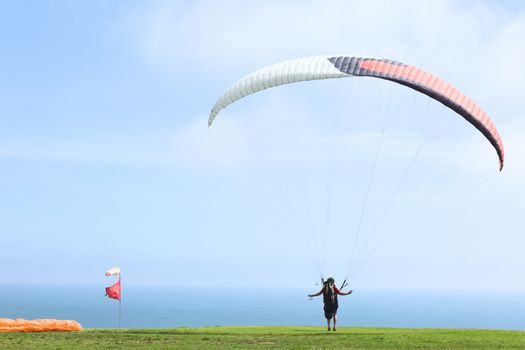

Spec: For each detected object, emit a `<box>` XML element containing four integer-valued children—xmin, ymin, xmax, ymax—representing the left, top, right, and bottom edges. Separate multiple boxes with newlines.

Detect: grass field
<box><xmin>1</xmin><ymin>326</ymin><xmax>525</xmax><ymax>349</ymax></box>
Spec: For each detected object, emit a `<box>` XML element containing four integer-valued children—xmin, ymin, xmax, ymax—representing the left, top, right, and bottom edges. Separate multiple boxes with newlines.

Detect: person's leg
<box><xmin>324</xmin><ymin>307</ymin><xmax>331</xmax><ymax>330</ymax></box>
<box><xmin>333</xmin><ymin>315</ymin><xmax>337</xmax><ymax>331</ymax></box>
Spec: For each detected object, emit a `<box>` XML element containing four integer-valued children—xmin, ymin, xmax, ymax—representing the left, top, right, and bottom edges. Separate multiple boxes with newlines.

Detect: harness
<box><xmin>323</xmin><ymin>284</ymin><xmax>338</xmax><ymax>306</ymax></box>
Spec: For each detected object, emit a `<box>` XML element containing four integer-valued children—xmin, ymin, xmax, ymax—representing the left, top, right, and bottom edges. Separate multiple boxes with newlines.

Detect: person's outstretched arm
<box><xmin>337</xmin><ymin>289</ymin><xmax>353</xmax><ymax>296</ymax></box>
<box><xmin>308</xmin><ymin>288</ymin><xmax>323</xmax><ymax>298</ymax></box>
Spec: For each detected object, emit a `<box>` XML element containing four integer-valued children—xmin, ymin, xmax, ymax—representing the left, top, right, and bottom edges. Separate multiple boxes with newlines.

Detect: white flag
<box><xmin>105</xmin><ymin>267</ymin><xmax>121</xmax><ymax>277</ymax></box>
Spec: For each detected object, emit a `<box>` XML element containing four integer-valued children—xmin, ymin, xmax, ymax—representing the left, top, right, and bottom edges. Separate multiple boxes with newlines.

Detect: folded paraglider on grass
<box><xmin>0</xmin><ymin>318</ymin><xmax>82</xmax><ymax>332</ymax></box>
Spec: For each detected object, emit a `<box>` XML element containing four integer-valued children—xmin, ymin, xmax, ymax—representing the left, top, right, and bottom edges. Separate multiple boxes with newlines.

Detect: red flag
<box><xmin>105</xmin><ymin>280</ymin><xmax>121</xmax><ymax>301</ymax></box>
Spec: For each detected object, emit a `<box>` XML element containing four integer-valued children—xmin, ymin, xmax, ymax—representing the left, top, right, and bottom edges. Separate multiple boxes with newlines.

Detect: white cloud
<box><xmin>123</xmin><ymin>0</ymin><xmax>525</xmax><ymax>90</ymax></box>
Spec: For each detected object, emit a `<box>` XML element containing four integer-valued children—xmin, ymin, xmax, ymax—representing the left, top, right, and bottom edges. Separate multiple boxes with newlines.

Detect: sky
<box><xmin>0</xmin><ymin>0</ymin><xmax>524</xmax><ymax>291</ymax></box>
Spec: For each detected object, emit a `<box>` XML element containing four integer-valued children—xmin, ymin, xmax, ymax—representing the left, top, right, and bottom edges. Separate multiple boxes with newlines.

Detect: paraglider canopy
<box><xmin>0</xmin><ymin>318</ymin><xmax>81</xmax><ymax>332</ymax></box>
<box><xmin>208</xmin><ymin>55</ymin><xmax>504</xmax><ymax>170</ymax></box>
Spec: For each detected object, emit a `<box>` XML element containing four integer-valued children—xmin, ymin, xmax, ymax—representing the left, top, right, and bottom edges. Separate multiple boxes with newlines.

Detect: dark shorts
<box><xmin>324</xmin><ymin>304</ymin><xmax>338</xmax><ymax>319</ymax></box>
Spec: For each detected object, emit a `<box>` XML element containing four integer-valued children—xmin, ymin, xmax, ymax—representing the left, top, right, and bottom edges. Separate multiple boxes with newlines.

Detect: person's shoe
<box><xmin>327</xmin><ymin>327</ymin><xmax>331</xmax><ymax>331</ymax></box>
<box><xmin>333</xmin><ymin>328</ymin><xmax>337</xmax><ymax>331</ymax></box>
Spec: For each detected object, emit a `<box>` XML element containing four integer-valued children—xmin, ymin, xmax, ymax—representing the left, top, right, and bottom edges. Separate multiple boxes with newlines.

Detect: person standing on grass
<box><xmin>308</xmin><ymin>277</ymin><xmax>353</xmax><ymax>331</ymax></box>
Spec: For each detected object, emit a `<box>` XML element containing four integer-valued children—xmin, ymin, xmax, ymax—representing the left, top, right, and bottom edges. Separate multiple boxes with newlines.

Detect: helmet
<box><xmin>326</xmin><ymin>277</ymin><xmax>335</xmax><ymax>284</ymax></box>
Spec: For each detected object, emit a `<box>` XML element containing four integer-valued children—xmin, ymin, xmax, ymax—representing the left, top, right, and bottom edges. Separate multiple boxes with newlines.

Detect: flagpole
<box><xmin>118</xmin><ymin>274</ymin><xmax>121</xmax><ymax>329</ymax></box>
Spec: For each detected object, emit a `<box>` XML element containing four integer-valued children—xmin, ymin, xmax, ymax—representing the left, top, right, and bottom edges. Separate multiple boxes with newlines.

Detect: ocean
<box><xmin>0</xmin><ymin>285</ymin><xmax>523</xmax><ymax>330</ymax></box>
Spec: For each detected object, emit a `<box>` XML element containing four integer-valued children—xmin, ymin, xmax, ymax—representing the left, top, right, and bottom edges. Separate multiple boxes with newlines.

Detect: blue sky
<box><xmin>0</xmin><ymin>0</ymin><xmax>524</xmax><ymax>291</ymax></box>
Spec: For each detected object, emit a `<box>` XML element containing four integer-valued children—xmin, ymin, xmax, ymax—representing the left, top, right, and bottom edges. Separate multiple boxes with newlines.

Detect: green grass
<box><xmin>1</xmin><ymin>326</ymin><xmax>524</xmax><ymax>349</ymax></box>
